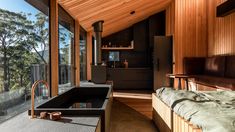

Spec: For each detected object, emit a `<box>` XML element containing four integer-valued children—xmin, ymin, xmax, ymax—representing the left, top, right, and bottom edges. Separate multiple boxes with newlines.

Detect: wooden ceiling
<box><xmin>59</xmin><ymin>0</ymin><xmax>172</xmax><ymax>37</ymax></box>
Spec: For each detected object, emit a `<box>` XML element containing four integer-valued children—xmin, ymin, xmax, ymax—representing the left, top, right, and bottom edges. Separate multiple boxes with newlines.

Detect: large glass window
<box><xmin>58</xmin><ymin>6</ymin><xmax>75</xmax><ymax>94</ymax></box>
<box><xmin>0</xmin><ymin>0</ymin><xmax>49</xmax><ymax>123</ymax></box>
<box><xmin>80</xmin><ymin>27</ymin><xmax>87</xmax><ymax>81</ymax></box>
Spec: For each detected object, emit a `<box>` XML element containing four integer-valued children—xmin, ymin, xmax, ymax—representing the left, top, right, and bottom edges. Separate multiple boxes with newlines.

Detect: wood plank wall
<box><xmin>166</xmin><ymin>0</ymin><xmax>235</xmax><ymax>75</ymax></box>
<box><xmin>166</xmin><ymin>1</ymin><xmax>175</xmax><ymax>74</ymax></box>
<box><xmin>174</xmin><ymin>0</ymin><xmax>208</xmax><ymax>74</ymax></box>
<box><xmin>165</xmin><ymin>0</ymin><xmax>235</xmax><ymax>88</ymax></box>
<box><xmin>166</xmin><ymin>1</ymin><xmax>175</xmax><ymax>37</ymax></box>
<box><xmin>208</xmin><ymin>0</ymin><xmax>235</xmax><ymax>56</ymax></box>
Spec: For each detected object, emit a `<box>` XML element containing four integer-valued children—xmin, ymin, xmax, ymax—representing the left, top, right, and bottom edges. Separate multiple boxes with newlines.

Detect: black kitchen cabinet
<box><xmin>133</xmin><ymin>20</ymin><xmax>148</xmax><ymax>52</ymax></box>
<box><xmin>107</xmin><ymin>68</ymin><xmax>153</xmax><ymax>90</ymax></box>
<box><xmin>148</xmin><ymin>11</ymin><xmax>166</xmax><ymax>48</ymax></box>
<box><xmin>102</xmin><ymin>11</ymin><xmax>166</xmax><ymax>90</ymax></box>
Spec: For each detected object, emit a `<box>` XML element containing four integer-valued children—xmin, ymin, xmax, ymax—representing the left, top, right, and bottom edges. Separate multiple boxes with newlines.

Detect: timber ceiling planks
<box><xmin>59</xmin><ymin>0</ymin><xmax>172</xmax><ymax>36</ymax></box>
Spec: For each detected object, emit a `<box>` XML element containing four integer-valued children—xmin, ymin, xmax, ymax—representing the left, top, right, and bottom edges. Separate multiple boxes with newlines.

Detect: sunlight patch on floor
<box><xmin>113</xmin><ymin>90</ymin><xmax>152</xmax><ymax>100</ymax></box>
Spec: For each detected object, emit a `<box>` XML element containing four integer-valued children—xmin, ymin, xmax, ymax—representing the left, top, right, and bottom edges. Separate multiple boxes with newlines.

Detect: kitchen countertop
<box><xmin>0</xmin><ymin>112</ymin><xmax>100</xmax><ymax>132</ymax></box>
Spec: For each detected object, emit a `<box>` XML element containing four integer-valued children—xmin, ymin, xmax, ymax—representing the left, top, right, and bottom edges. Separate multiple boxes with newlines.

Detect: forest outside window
<box><xmin>0</xmin><ymin>0</ymin><xmax>50</xmax><ymax>123</ymax></box>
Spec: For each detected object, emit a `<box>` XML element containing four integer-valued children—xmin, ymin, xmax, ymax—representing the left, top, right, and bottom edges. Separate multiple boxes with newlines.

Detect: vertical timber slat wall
<box><xmin>168</xmin><ymin>0</ymin><xmax>235</xmax><ymax>74</ymax></box>
<box><xmin>50</xmin><ymin>0</ymin><xmax>59</xmax><ymax>96</ymax></box>
<box><xmin>208</xmin><ymin>0</ymin><xmax>235</xmax><ymax>56</ymax></box>
<box><xmin>166</xmin><ymin>1</ymin><xmax>175</xmax><ymax>73</ymax></box>
<box><xmin>166</xmin><ymin>1</ymin><xmax>175</xmax><ymax>36</ymax></box>
<box><xmin>86</xmin><ymin>31</ymin><xmax>93</xmax><ymax>81</ymax></box>
<box><xmin>173</xmin><ymin>0</ymin><xmax>208</xmax><ymax>74</ymax></box>
<box><xmin>75</xmin><ymin>20</ymin><xmax>80</xmax><ymax>86</ymax></box>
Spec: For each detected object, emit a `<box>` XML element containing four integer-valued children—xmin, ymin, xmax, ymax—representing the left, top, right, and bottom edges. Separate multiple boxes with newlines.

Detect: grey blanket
<box><xmin>156</xmin><ymin>88</ymin><xmax>235</xmax><ymax>132</ymax></box>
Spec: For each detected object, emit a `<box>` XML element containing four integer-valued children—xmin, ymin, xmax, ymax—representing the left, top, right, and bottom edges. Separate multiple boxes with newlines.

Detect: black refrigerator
<box><xmin>153</xmin><ymin>36</ymin><xmax>173</xmax><ymax>90</ymax></box>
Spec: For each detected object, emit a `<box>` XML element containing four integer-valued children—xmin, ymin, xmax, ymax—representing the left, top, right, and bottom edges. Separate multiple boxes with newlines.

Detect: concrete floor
<box><xmin>110</xmin><ymin>99</ymin><xmax>158</xmax><ymax>132</ymax></box>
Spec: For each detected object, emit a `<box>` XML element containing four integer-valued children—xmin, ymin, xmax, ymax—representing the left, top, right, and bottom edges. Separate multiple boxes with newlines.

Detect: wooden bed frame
<box><xmin>152</xmin><ymin>93</ymin><xmax>202</xmax><ymax>132</ymax></box>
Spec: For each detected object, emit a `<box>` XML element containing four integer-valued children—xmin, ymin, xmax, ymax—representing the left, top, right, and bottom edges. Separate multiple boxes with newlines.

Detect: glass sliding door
<box><xmin>80</xmin><ymin>27</ymin><xmax>87</xmax><ymax>81</ymax></box>
<box><xmin>58</xmin><ymin>6</ymin><xmax>75</xmax><ymax>94</ymax></box>
<box><xmin>0</xmin><ymin>0</ymin><xmax>49</xmax><ymax>123</ymax></box>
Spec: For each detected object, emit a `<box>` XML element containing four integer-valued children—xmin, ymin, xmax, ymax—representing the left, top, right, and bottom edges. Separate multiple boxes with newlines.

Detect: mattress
<box><xmin>156</xmin><ymin>88</ymin><xmax>235</xmax><ymax>132</ymax></box>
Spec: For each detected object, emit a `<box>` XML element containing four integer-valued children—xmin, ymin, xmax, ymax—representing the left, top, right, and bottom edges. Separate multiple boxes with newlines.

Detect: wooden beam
<box><xmin>216</xmin><ymin>0</ymin><xmax>235</xmax><ymax>17</ymax></box>
<box><xmin>49</xmin><ymin>0</ymin><xmax>59</xmax><ymax>97</ymax></box>
<box><xmin>86</xmin><ymin>31</ymin><xmax>93</xmax><ymax>80</ymax></box>
<box><xmin>75</xmin><ymin>20</ymin><xmax>80</xmax><ymax>86</ymax></box>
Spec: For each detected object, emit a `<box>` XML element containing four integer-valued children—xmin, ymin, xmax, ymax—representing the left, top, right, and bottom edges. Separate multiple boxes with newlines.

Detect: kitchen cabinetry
<box><xmin>107</xmin><ymin>68</ymin><xmax>153</xmax><ymax>90</ymax></box>
<box><xmin>133</xmin><ymin>20</ymin><xmax>148</xmax><ymax>52</ymax></box>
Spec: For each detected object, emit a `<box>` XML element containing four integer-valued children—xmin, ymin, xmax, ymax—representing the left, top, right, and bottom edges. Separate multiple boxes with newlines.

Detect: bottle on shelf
<box><xmin>124</xmin><ymin>59</ymin><xmax>128</xmax><ymax>68</ymax></box>
<box><xmin>131</xmin><ymin>40</ymin><xmax>134</xmax><ymax>48</ymax></box>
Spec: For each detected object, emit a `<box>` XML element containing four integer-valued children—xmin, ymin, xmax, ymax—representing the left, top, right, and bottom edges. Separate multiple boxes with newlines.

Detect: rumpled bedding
<box><xmin>156</xmin><ymin>87</ymin><xmax>235</xmax><ymax>132</ymax></box>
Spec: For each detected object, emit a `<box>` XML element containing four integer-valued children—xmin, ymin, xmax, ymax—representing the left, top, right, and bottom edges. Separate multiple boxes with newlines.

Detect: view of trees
<box><xmin>0</xmin><ymin>2</ymin><xmax>75</xmax><ymax>123</ymax></box>
<box><xmin>0</xmin><ymin>7</ymin><xmax>72</xmax><ymax>93</ymax></box>
<box><xmin>0</xmin><ymin>8</ymin><xmax>49</xmax><ymax>93</ymax></box>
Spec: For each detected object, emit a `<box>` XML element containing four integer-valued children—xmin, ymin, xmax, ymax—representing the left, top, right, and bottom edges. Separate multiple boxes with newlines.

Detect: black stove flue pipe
<box><xmin>92</xmin><ymin>20</ymin><xmax>104</xmax><ymax>65</ymax></box>
<box><xmin>91</xmin><ymin>20</ymin><xmax>106</xmax><ymax>84</ymax></box>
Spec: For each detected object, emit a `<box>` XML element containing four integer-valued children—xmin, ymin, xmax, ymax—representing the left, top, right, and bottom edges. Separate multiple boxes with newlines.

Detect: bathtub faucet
<box><xmin>31</xmin><ymin>80</ymin><xmax>49</xmax><ymax>119</ymax></box>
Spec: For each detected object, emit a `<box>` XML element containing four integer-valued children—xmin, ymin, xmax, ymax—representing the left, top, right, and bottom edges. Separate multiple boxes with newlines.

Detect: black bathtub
<box><xmin>28</xmin><ymin>86</ymin><xmax>113</xmax><ymax>132</ymax></box>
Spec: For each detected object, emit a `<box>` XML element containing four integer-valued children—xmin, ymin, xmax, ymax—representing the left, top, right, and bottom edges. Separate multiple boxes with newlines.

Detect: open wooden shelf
<box><xmin>101</xmin><ymin>47</ymin><xmax>134</xmax><ymax>50</ymax></box>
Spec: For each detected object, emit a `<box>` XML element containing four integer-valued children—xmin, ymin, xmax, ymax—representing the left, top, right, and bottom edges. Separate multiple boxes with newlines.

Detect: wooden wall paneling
<box><xmin>166</xmin><ymin>0</ymin><xmax>175</xmax><ymax>36</ymax></box>
<box><xmin>75</xmin><ymin>20</ymin><xmax>80</xmax><ymax>86</ymax></box>
<box><xmin>86</xmin><ymin>31</ymin><xmax>93</xmax><ymax>80</ymax></box>
<box><xmin>174</xmin><ymin>0</ymin><xmax>208</xmax><ymax>75</ymax></box>
<box><xmin>207</xmin><ymin>0</ymin><xmax>216</xmax><ymax>56</ymax></box>
<box><xmin>49</xmin><ymin>0</ymin><xmax>59</xmax><ymax>97</ymax></box>
<box><xmin>208</xmin><ymin>0</ymin><xmax>235</xmax><ymax>56</ymax></box>
<box><xmin>168</xmin><ymin>0</ymin><xmax>235</xmax><ymax>88</ymax></box>
<box><xmin>166</xmin><ymin>0</ymin><xmax>175</xmax><ymax>74</ymax></box>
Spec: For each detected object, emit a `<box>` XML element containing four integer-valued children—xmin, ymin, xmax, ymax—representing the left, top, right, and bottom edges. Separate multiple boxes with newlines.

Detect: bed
<box><xmin>152</xmin><ymin>88</ymin><xmax>235</xmax><ymax>132</ymax></box>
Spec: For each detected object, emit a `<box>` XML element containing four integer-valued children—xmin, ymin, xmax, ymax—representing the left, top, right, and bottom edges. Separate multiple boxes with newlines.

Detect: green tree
<box><xmin>0</xmin><ymin>9</ymin><xmax>34</xmax><ymax>91</ymax></box>
<box><xmin>8</xmin><ymin>43</ymin><xmax>38</xmax><ymax>89</ymax></box>
<box><xmin>29</xmin><ymin>12</ymin><xmax>49</xmax><ymax>64</ymax></box>
<box><xmin>0</xmin><ymin>8</ymin><xmax>68</xmax><ymax>92</ymax></box>
<box><xmin>59</xmin><ymin>26</ymin><xmax>72</xmax><ymax>64</ymax></box>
